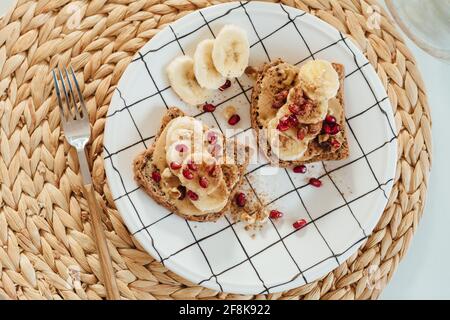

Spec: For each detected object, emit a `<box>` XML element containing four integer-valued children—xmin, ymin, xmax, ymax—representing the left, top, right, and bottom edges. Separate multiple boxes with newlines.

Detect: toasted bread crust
<box><xmin>251</xmin><ymin>61</ymin><xmax>349</xmax><ymax>167</ymax></box>
<box><xmin>133</xmin><ymin>107</ymin><xmax>249</xmax><ymax>222</ymax></box>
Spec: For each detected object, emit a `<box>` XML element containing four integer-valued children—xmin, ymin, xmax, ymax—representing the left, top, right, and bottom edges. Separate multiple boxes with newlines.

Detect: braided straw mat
<box><xmin>0</xmin><ymin>0</ymin><xmax>432</xmax><ymax>300</ymax></box>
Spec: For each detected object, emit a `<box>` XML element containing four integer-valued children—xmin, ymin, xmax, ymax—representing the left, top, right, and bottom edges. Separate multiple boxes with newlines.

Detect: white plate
<box><xmin>103</xmin><ymin>1</ymin><xmax>397</xmax><ymax>294</ymax></box>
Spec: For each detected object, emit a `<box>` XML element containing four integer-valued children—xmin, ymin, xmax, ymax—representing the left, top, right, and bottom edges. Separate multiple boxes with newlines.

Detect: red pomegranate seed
<box><xmin>331</xmin><ymin>139</ymin><xmax>341</xmax><ymax>149</ymax></box>
<box><xmin>309</xmin><ymin>178</ymin><xmax>322</xmax><ymax>187</ymax></box>
<box><xmin>288</xmin><ymin>114</ymin><xmax>299</xmax><ymax>127</ymax></box>
<box><xmin>289</xmin><ymin>104</ymin><xmax>301</xmax><ymax>115</ymax></box>
<box><xmin>274</xmin><ymin>90</ymin><xmax>288</xmax><ymax>101</ymax></box>
<box><xmin>175</xmin><ymin>144</ymin><xmax>188</xmax><ymax>153</ymax></box>
<box><xmin>182</xmin><ymin>168</ymin><xmax>194</xmax><ymax>180</ymax></box>
<box><xmin>208</xmin><ymin>164</ymin><xmax>219</xmax><ymax>177</ymax></box>
<box><xmin>199</xmin><ymin>176</ymin><xmax>208</xmax><ymax>188</ymax></box>
<box><xmin>277</xmin><ymin>116</ymin><xmax>290</xmax><ymax>131</ymax></box>
<box><xmin>323</xmin><ymin>123</ymin><xmax>340</xmax><ymax>135</ymax></box>
<box><xmin>187</xmin><ymin>159</ymin><xmax>198</xmax><ymax>171</ymax></box>
<box><xmin>228</xmin><ymin>114</ymin><xmax>240</xmax><ymax>126</ymax></box>
<box><xmin>235</xmin><ymin>192</ymin><xmax>246</xmax><ymax>207</ymax></box>
<box><xmin>325</xmin><ymin>115</ymin><xmax>336</xmax><ymax>124</ymax></box>
<box><xmin>187</xmin><ymin>190</ymin><xmax>199</xmax><ymax>201</ymax></box>
<box><xmin>207</xmin><ymin>131</ymin><xmax>217</xmax><ymax>144</ymax></box>
<box><xmin>269</xmin><ymin>210</ymin><xmax>283</xmax><ymax>219</ymax></box>
<box><xmin>272</xmin><ymin>100</ymin><xmax>284</xmax><ymax>109</ymax></box>
<box><xmin>219</xmin><ymin>79</ymin><xmax>231</xmax><ymax>91</ymax></box>
<box><xmin>293</xmin><ymin>219</ymin><xmax>307</xmax><ymax>230</ymax></box>
<box><xmin>329</xmin><ymin>123</ymin><xmax>340</xmax><ymax>135</ymax></box>
<box><xmin>323</xmin><ymin>123</ymin><xmax>332</xmax><ymax>134</ymax></box>
<box><xmin>170</xmin><ymin>161</ymin><xmax>182</xmax><ymax>170</ymax></box>
<box><xmin>151</xmin><ymin>171</ymin><xmax>161</xmax><ymax>183</ymax></box>
<box><xmin>293</xmin><ymin>165</ymin><xmax>307</xmax><ymax>174</ymax></box>
<box><xmin>203</xmin><ymin>103</ymin><xmax>216</xmax><ymax>112</ymax></box>
<box><xmin>297</xmin><ymin>127</ymin><xmax>307</xmax><ymax>140</ymax></box>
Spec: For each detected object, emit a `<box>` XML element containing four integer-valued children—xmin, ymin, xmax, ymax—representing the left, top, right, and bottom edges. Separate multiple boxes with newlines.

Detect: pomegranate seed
<box><xmin>288</xmin><ymin>104</ymin><xmax>301</xmax><ymax>115</ymax></box>
<box><xmin>177</xmin><ymin>185</ymin><xmax>186</xmax><ymax>200</ymax></box>
<box><xmin>199</xmin><ymin>176</ymin><xmax>208</xmax><ymax>188</ymax></box>
<box><xmin>187</xmin><ymin>159</ymin><xmax>198</xmax><ymax>171</ymax></box>
<box><xmin>331</xmin><ymin>139</ymin><xmax>341</xmax><ymax>149</ymax></box>
<box><xmin>323</xmin><ymin>123</ymin><xmax>332</xmax><ymax>134</ymax></box>
<box><xmin>323</xmin><ymin>123</ymin><xmax>340</xmax><ymax>135</ymax></box>
<box><xmin>203</xmin><ymin>103</ymin><xmax>216</xmax><ymax>112</ymax></box>
<box><xmin>325</xmin><ymin>115</ymin><xmax>336</xmax><ymax>124</ymax></box>
<box><xmin>208</xmin><ymin>164</ymin><xmax>219</xmax><ymax>177</ymax></box>
<box><xmin>277</xmin><ymin>116</ymin><xmax>290</xmax><ymax>131</ymax></box>
<box><xmin>170</xmin><ymin>161</ymin><xmax>182</xmax><ymax>170</ymax></box>
<box><xmin>276</xmin><ymin>122</ymin><xmax>290</xmax><ymax>132</ymax></box>
<box><xmin>293</xmin><ymin>165</ymin><xmax>307</xmax><ymax>174</ymax></box>
<box><xmin>269</xmin><ymin>210</ymin><xmax>283</xmax><ymax>219</ymax></box>
<box><xmin>309</xmin><ymin>178</ymin><xmax>322</xmax><ymax>187</ymax></box>
<box><xmin>219</xmin><ymin>80</ymin><xmax>231</xmax><ymax>91</ymax></box>
<box><xmin>151</xmin><ymin>171</ymin><xmax>161</xmax><ymax>183</ymax></box>
<box><xmin>288</xmin><ymin>114</ymin><xmax>299</xmax><ymax>127</ymax></box>
<box><xmin>274</xmin><ymin>90</ymin><xmax>288</xmax><ymax>101</ymax></box>
<box><xmin>297</xmin><ymin>127</ymin><xmax>307</xmax><ymax>140</ymax></box>
<box><xmin>330</xmin><ymin>123</ymin><xmax>340</xmax><ymax>135</ymax></box>
<box><xmin>235</xmin><ymin>192</ymin><xmax>246</xmax><ymax>207</ymax></box>
<box><xmin>272</xmin><ymin>100</ymin><xmax>284</xmax><ymax>109</ymax></box>
<box><xmin>293</xmin><ymin>219</ymin><xmax>307</xmax><ymax>230</ymax></box>
<box><xmin>182</xmin><ymin>168</ymin><xmax>194</xmax><ymax>180</ymax></box>
<box><xmin>175</xmin><ymin>144</ymin><xmax>188</xmax><ymax>153</ymax></box>
<box><xmin>207</xmin><ymin>131</ymin><xmax>217</xmax><ymax>144</ymax></box>
<box><xmin>187</xmin><ymin>190</ymin><xmax>199</xmax><ymax>201</ymax></box>
<box><xmin>228</xmin><ymin>114</ymin><xmax>240</xmax><ymax>126</ymax></box>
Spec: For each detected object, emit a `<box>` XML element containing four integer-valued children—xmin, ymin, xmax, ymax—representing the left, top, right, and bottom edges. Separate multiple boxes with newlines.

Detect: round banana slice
<box><xmin>166</xmin><ymin>139</ymin><xmax>192</xmax><ymax>171</ymax></box>
<box><xmin>191</xmin><ymin>182</ymin><xmax>229</xmax><ymax>214</ymax></box>
<box><xmin>178</xmin><ymin>152</ymin><xmax>224</xmax><ymax>197</ymax></box>
<box><xmin>166</xmin><ymin>116</ymin><xmax>204</xmax><ymax>151</ymax></box>
<box><xmin>212</xmin><ymin>25</ymin><xmax>249</xmax><ymax>78</ymax></box>
<box><xmin>286</xmin><ymin>87</ymin><xmax>329</xmax><ymax>124</ymax></box>
<box><xmin>298</xmin><ymin>60</ymin><xmax>339</xmax><ymax>101</ymax></box>
<box><xmin>166</xmin><ymin>55</ymin><xmax>212</xmax><ymax>105</ymax></box>
<box><xmin>194</xmin><ymin>39</ymin><xmax>226</xmax><ymax>89</ymax></box>
<box><xmin>267</xmin><ymin>117</ymin><xmax>309</xmax><ymax>161</ymax></box>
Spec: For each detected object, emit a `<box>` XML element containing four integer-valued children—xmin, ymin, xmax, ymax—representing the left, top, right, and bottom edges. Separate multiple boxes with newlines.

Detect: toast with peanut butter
<box><xmin>250</xmin><ymin>59</ymin><xmax>349</xmax><ymax>167</ymax></box>
<box><xmin>133</xmin><ymin>107</ymin><xmax>250</xmax><ymax>222</ymax></box>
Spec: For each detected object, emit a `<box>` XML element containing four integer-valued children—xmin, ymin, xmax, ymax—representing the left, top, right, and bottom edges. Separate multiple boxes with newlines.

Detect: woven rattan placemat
<box><xmin>0</xmin><ymin>0</ymin><xmax>431</xmax><ymax>300</ymax></box>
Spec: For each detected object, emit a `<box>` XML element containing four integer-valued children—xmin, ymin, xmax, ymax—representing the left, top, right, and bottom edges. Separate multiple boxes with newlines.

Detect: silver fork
<box><xmin>53</xmin><ymin>67</ymin><xmax>120</xmax><ymax>300</ymax></box>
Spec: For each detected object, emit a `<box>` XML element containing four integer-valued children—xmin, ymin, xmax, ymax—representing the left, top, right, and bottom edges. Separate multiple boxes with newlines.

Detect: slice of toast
<box><xmin>133</xmin><ymin>107</ymin><xmax>250</xmax><ymax>222</ymax></box>
<box><xmin>250</xmin><ymin>60</ymin><xmax>349</xmax><ymax>167</ymax></box>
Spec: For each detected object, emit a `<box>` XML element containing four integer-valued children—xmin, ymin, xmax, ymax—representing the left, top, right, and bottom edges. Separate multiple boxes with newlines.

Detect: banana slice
<box><xmin>178</xmin><ymin>153</ymin><xmax>224</xmax><ymax>197</ymax></box>
<box><xmin>267</xmin><ymin>117</ymin><xmax>309</xmax><ymax>161</ymax></box>
<box><xmin>191</xmin><ymin>182</ymin><xmax>229</xmax><ymax>213</ymax></box>
<box><xmin>194</xmin><ymin>39</ymin><xmax>226</xmax><ymax>89</ymax></box>
<box><xmin>166</xmin><ymin>139</ymin><xmax>192</xmax><ymax>170</ymax></box>
<box><xmin>166</xmin><ymin>116</ymin><xmax>203</xmax><ymax>148</ymax></box>
<box><xmin>166</xmin><ymin>55</ymin><xmax>212</xmax><ymax>105</ymax></box>
<box><xmin>299</xmin><ymin>60</ymin><xmax>339</xmax><ymax>101</ymax></box>
<box><xmin>212</xmin><ymin>25</ymin><xmax>249</xmax><ymax>78</ymax></box>
<box><xmin>286</xmin><ymin>87</ymin><xmax>329</xmax><ymax>124</ymax></box>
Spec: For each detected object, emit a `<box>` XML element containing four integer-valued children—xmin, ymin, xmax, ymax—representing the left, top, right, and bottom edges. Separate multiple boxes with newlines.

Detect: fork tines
<box><xmin>52</xmin><ymin>66</ymin><xmax>88</xmax><ymax>122</ymax></box>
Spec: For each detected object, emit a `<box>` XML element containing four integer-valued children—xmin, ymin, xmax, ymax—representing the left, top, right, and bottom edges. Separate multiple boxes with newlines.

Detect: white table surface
<box><xmin>0</xmin><ymin>0</ymin><xmax>448</xmax><ymax>299</ymax></box>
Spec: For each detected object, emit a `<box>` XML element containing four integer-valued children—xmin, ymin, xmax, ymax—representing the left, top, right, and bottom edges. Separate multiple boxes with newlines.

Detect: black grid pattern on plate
<box><xmin>104</xmin><ymin>1</ymin><xmax>398</xmax><ymax>293</ymax></box>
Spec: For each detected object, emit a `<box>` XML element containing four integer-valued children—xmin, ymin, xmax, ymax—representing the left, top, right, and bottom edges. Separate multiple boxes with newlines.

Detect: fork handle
<box><xmin>82</xmin><ymin>183</ymin><xmax>121</xmax><ymax>300</ymax></box>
